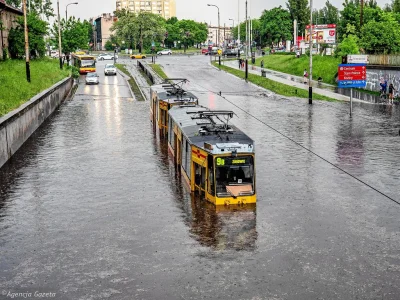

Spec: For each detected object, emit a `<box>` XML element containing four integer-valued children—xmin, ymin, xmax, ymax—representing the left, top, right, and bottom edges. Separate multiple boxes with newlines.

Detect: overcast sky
<box><xmin>58</xmin><ymin>0</ymin><xmax>391</xmax><ymax>25</ymax></box>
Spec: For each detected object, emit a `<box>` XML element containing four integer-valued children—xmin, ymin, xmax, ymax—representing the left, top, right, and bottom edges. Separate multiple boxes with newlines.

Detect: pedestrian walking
<box><xmin>303</xmin><ymin>69</ymin><xmax>308</xmax><ymax>84</ymax></box>
<box><xmin>260</xmin><ymin>59</ymin><xmax>264</xmax><ymax>69</ymax></box>
<box><xmin>388</xmin><ymin>83</ymin><xmax>395</xmax><ymax>104</ymax></box>
<box><xmin>238</xmin><ymin>58</ymin><xmax>242</xmax><ymax>69</ymax></box>
<box><xmin>242</xmin><ymin>60</ymin><xmax>245</xmax><ymax>69</ymax></box>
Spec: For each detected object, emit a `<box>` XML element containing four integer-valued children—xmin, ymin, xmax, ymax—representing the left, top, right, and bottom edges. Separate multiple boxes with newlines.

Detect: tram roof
<box><xmin>168</xmin><ymin>105</ymin><xmax>254</xmax><ymax>149</ymax></box>
<box><xmin>151</xmin><ymin>84</ymin><xmax>198</xmax><ymax>104</ymax></box>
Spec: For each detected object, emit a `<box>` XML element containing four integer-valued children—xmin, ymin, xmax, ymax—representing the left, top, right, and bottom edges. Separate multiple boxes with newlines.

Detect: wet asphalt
<box><xmin>0</xmin><ymin>57</ymin><xmax>399</xmax><ymax>300</ymax></box>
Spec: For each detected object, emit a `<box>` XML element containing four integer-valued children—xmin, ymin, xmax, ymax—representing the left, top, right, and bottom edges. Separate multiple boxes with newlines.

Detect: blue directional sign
<box><xmin>338</xmin><ymin>80</ymin><xmax>366</xmax><ymax>88</ymax></box>
<box><xmin>337</xmin><ymin>63</ymin><xmax>367</xmax><ymax>88</ymax></box>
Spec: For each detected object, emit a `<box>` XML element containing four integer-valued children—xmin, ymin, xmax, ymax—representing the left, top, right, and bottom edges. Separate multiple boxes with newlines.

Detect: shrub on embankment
<box><xmin>254</xmin><ymin>55</ymin><xmax>341</xmax><ymax>85</ymax></box>
<box><xmin>0</xmin><ymin>59</ymin><xmax>70</xmax><ymax>117</ymax></box>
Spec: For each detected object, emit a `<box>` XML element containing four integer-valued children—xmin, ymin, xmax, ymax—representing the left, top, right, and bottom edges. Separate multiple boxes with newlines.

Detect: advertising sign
<box><xmin>337</xmin><ymin>64</ymin><xmax>367</xmax><ymax>88</ymax></box>
<box><xmin>305</xmin><ymin>24</ymin><xmax>336</xmax><ymax>44</ymax></box>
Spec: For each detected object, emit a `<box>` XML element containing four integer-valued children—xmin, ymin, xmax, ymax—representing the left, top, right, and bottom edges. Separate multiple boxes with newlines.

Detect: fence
<box><xmin>368</xmin><ymin>55</ymin><xmax>400</xmax><ymax>66</ymax></box>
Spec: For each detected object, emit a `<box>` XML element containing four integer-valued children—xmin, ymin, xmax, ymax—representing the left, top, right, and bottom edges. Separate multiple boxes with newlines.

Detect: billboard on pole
<box><xmin>305</xmin><ymin>24</ymin><xmax>336</xmax><ymax>44</ymax></box>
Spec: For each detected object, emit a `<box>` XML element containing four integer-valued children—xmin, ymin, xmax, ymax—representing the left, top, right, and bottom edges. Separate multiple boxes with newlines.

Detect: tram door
<box><xmin>174</xmin><ymin>133</ymin><xmax>182</xmax><ymax>168</ymax></box>
<box><xmin>193</xmin><ymin>163</ymin><xmax>206</xmax><ymax>193</ymax></box>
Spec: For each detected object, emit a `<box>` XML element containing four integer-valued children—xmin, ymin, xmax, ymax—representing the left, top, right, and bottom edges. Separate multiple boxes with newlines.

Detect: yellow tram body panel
<box><xmin>168</xmin><ymin>105</ymin><xmax>256</xmax><ymax>206</ymax></box>
<box><xmin>150</xmin><ymin>81</ymin><xmax>198</xmax><ymax>137</ymax></box>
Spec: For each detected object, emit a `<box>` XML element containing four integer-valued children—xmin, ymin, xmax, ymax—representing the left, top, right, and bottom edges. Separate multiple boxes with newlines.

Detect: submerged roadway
<box><xmin>0</xmin><ymin>57</ymin><xmax>399</xmax><ymax>300</ymax></box>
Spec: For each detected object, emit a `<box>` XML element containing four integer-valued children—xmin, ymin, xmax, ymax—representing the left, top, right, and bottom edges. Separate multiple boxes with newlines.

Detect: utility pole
<box><xmin>245</xmin><ymin>0</ymin><xmax>248</xmax><ymax>80</ymax></box>
<box><xmin>57</xmin><ymin>0</ymin><xmax>62</xmax><ymax>69</ymax></box>
<box><xmin>23</xmin><ymin>0</ymin><xmax>30</xmax><ymax>82</ymax></box>
<box><xmin>237</xmin><ymin>0</ymin><xmax>240</xmax><ymax>46</ymax></box>
<box><xmin>309</xmin><ymin>0</ymin><xmax>313</xmax><ymax>104</ymax></box>
<box><xmin>360</xmin><ymin>0</ymin><xmax>364</xmax><ymax>27</ymax></box>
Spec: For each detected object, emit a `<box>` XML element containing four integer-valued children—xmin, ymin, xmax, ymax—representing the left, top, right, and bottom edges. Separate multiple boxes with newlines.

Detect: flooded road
<box><xmin>0</xmin><ymin>57</ymin><xmax>400</xmax><ymax>300</ymax></box>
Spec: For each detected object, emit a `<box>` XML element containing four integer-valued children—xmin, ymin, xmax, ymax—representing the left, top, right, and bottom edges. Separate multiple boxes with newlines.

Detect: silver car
<box><xmin>104</xmin><ymin>64</ymin><xmax>117</xmax><ymax>76</ymax></box>
<box><xmin>85</xmin><ymin>72</ymin><xmax>99</xmax><ymax>85</ymax></box>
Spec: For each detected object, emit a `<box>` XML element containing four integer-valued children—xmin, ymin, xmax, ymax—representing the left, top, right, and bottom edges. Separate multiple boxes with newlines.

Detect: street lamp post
<box><xmin>229</xmin><ymin>18</ymin><xmax>234</xmax><ymax>45</ymax></box>
<box><xmin>23</xmin><ymin>0</ymin><xmax>30</xmax><ymax>82</ymax></box>
<box><xmin>57</xmin><ymin>0</ymin><xmax>62</xmax><ymax>69</ymax></box>
<box><xmin>66</xmin><ymin>2</ymin><xmax>78</xmax><ymax>20</ymax></box>
<box><xmin>207</xmin><ymin>4</ymin><xmax>220</xmax><ymax>47</ymax></box>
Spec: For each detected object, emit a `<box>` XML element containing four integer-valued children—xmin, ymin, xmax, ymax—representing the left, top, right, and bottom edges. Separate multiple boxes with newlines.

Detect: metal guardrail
<box><xmin>137</xmin><ymin>61</ymin><xmax>155</xmax><ymax>84</ymax></box>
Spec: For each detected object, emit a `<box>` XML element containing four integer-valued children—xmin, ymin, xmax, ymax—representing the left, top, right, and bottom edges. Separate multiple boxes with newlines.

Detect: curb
<box><xmin>117</xmin><ymin>69</ymin><xmax>135</xmax><ymax>100</ymax></box>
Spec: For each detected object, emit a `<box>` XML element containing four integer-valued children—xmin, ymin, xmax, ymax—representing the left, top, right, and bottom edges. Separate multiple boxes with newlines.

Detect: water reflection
<box><xmin>151</xmin><ymin>131</ymin><xmax>257</xmax><ymax>251</ymax></box>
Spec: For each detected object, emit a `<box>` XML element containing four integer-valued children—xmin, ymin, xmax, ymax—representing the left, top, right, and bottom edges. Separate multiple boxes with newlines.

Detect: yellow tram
<box><xmin>150</xmin><ymin>79</ymin><xmax>198</xmax><ymax>137</ymax></box>
<box><xmin>167</xmin><ymin>105</ymin><xmax>256</xmax><ymax>206</ymax></box>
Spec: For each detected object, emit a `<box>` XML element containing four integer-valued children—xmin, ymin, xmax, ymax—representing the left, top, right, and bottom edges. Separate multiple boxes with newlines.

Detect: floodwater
<box><xmin>0</xmin><ymin>57</ymin><xmax>399</xmax><ymax>300</ymax></box>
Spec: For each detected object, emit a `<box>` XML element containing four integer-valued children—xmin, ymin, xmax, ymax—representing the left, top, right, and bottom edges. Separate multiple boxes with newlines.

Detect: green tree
<box><xmin>104</xmin><ymin>40</ymin><xmax>114</xmax><ymax>51</ymax></box>
<box><xmin>8</xmin><ymin>12</ymin><xmax>48</xmax><ymax>58</ymax></box>
<box><xmin>51</xmin><ymin>17</ymin><xmax>90</xmax><ymax>55</ymax></box>
<box><xmin>338</xmin><ymin>0</ymin><xmax>360</xmax><ymax>40</ymax></box>
<box><xmin>286</xmin><ymin>0</ymin><xmax>309</xmax><ymax>33</ymax></box>
<box><xmin>322</xmin><ymin>0</ymin><xmax>339</xmax><ymax>25</ymax></box>
<box><xmin>393</xmin><ymin>0</ymin><xmax>400</xmax><ymax>12</ymax></box>
<box><xmin>6</xmin><ymin>0</ymin><xmax>54</xmax><ymax>19</ymax></box>
<box><xmin>336</xmin><ymin>35</ymin><xmax>360</xmax><ymax>56</ymax></box>
<box><xmin>259</xmin><ymin>6</ymin><xmax>292</xmax><ymax>47</ymax></box>
<box><xmin>360</xmin><ymin>11</ymin><xmax>400</xmax><ymax>53</ymax></box>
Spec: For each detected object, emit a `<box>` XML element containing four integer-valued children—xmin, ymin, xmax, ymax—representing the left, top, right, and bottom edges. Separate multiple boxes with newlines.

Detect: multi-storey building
<box><xmin>89</xmin><ymin>13</ymin><xmax>117</xmax><ymax>51</ymax></box>
<box><xmin>207</xmin><ymin>25</ymin><xmax>233</xmax><ymax>47</ymax></box>
<box><xmin>0</xmin><ymin>0</ymin><xmax>23</xmax><ymax>59</ymax></box>
<box><xmin>116</xmin><ymin>0</ymin><xmax>176</xmax><ymax>19</ymax></box>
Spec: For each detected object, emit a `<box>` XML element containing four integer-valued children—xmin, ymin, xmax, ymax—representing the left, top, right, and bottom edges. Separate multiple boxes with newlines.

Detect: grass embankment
<box><xmin>0</xmin><ymin>59</ymin><xmax>70</xmax><ymax>117</ymax></box>
<box><xmin>149</xmin><ymin>64</ymin><xmax>169</xmax><ymax>81</ymax></box>
<box><xmin>115</xmin><ymin>64</ymin><xmax>145</xmax><ymax>101</ymax></box>
<box><xmin>254</xmin><ymin>55</ymin><xmax>341</xmax><ymax>85</ymax></box>
<box><xmin>213</xmin><ymin>62</ymin><xmax>336</xmax><ymax>101</ymax></box>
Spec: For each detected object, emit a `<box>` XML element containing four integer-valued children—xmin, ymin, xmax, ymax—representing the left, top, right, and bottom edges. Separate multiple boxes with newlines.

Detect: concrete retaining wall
<box><xmin>366</xmin><ymin>66</ymin><xmax>400</xmax><ymax>92</ymax></box>
<box><xmin>0</xmin><ymin>77</ymin><xmax>73</xmax><ymax>169</ymax></box>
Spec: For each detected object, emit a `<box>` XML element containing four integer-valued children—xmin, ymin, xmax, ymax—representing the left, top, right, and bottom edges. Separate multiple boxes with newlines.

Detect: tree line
<box><xmin>231</xmin><ymin>0</ymin><xmax>400</xmax><ymax>54</ymax></box>
<box><xmin>110</xmin><ymin>10</ymin><xmax>208</xmax><ymax>53</ymax></box>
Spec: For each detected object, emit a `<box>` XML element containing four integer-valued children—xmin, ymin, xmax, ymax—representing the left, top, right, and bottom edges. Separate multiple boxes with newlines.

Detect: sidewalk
<box><xmin>223</xmin><ymin>60</ymin><xmax>383</xmax><ymax>103</ymax></box>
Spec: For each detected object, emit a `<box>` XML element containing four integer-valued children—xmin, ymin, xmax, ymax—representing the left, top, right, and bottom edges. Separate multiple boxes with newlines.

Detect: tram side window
<box><xmin>168</xmin><ymin>119</ymin><xmax>174</xmax><ymax>147</ymax></box>
<box><xmin>187</xmin><ymin>144</ymin><xmax>191</xmax><ymax>179</ymax></box>
<box><xmin>182</xmin><ymin>138</ymin><xmax>186</xmax><ymax>173</ymax></box>
<box><xmin>208</xmin><ymin>156</ymin><xmax>215</xmax><ymax>196</ymax></box>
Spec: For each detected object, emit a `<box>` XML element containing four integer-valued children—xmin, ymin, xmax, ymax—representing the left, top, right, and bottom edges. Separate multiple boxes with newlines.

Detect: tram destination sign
<box><xmin>337</xmin><ymin>63</ymin><xmax>367</xmax><ymax>88</ymax></box>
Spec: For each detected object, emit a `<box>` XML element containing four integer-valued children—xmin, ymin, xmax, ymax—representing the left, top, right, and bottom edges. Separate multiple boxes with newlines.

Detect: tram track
<box><xmin>188</xmin><ymin>81</ymin><xmax>400</xmax><ymax>206</ymax></box>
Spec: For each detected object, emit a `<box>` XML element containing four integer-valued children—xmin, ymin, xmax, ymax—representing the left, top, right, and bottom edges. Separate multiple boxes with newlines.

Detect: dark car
<box><xmin>223</xmin><ymin>49</ymin><xmax>238</xmax><ymax>57</ymax></box>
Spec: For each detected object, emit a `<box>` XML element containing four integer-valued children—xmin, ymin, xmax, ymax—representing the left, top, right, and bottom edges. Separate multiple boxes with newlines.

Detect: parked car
<box><xmin>85</xmin><ymin>72</ymin><xmax>99</xmax><ymax>85</ymax></box>
<box><xmin>201</xmin><ymin>48</ymin><xmax>208</xmax><ymax>54</ymax></box>
<box><xmin>104</xmin><ymin>64</ymin><xmax>117</xmax><ymax>76</ymax></box>
<box><xmin>97</xmin><ymin>53</ymin><xmax>118</xmax><ymax>61</ymax></box>
<box><xmin>130</xmin><ymin>53</ymin><xmax>146</xmax><ymax>59</ymax></box>
<box><xmin>157</xmin><ymin>49</ymin><xmax>172</xmax><ymax>55</ymax></box>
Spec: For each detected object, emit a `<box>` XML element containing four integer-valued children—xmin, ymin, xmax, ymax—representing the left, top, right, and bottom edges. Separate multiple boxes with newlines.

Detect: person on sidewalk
<box><xmin>388</xmin><ymin>83</ymin><xmax>395</xmax><ymax>104</ymax></box>
<box><xmin>238</xmin><ymin>58</ymin><xmax>242</xmax><ymax>69</ymax></box>
<box><xmin>303</xmin><ymin>69</ymin><xmax>308</xmax><ymax>84</ymax></box>
<box><xmin>260</xmin><ymin>59</ymin><xmax>264</xmax><ymax>69</ymax></box>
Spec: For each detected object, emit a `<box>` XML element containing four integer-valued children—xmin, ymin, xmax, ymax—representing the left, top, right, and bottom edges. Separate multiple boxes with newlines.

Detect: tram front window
<box><xmin>215</xmin><ymin>156</ymin><xmax>254</xmax><ymax>195</ymax></box>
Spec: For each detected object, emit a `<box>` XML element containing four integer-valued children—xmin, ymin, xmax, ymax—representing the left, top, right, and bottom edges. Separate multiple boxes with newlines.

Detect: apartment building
<box><xmin>89</xmin><ymin>13</ymin><xmax>117</xmax><ymax>51</ymax></box>
<box><xmin>116</xmin><ymin>0</ymin><xmax>176</xmax><ymax>19</ymax></box>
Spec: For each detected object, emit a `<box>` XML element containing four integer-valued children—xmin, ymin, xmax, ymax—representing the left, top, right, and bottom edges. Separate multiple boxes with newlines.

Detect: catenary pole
<box><xmin>309</xmin><ymin>0</ymin><xmax>313</xmax><ymax>104</ymax></box>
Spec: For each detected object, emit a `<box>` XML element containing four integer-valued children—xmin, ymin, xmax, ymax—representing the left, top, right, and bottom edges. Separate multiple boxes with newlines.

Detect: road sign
<box><xmin>347</xmin><ymin>55</ymin><xmax>368</xmax><ymax>64</ymax></box>
<box><xmin>337</xmin><ymin>64</ymin><xmax>367</xmax><ymax>88</ymax></box>
<box><xmin>217</xmin><ymin>49</ymin><xmax>222</xmax><ymax>56</ymax></box>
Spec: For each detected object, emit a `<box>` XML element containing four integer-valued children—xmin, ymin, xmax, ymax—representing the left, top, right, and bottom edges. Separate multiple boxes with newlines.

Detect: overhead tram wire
<box><xmin>187</xmin><ymin>81</ymin><xmax>400</xmax><ymax>207</ymax></box>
